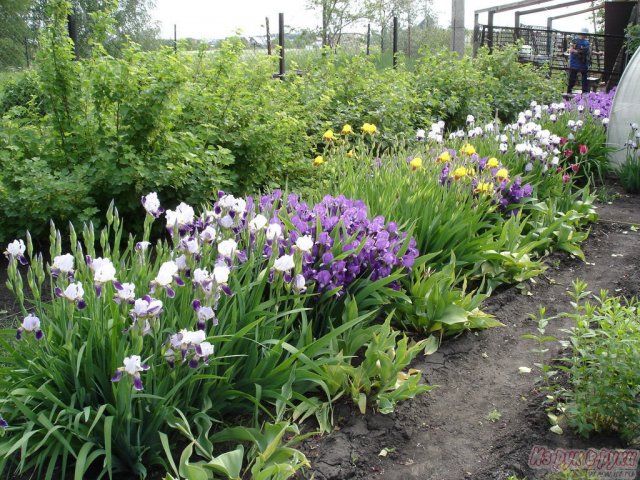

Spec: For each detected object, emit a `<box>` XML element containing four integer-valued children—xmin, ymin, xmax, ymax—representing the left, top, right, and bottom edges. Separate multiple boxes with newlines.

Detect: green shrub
<box><xmin>563</xmin><ymin>283</ymin><xmax>640</xmax><ymax>442</ymax></box>
<box><xmin>530</xmin><ymin>281</ymin><xmax>640</xmax><ymax>443</ymax></box>
<box><xmin>0</xmin><ymin>70</ymin><xmax>44</xmax><ymax>116</ymax></box>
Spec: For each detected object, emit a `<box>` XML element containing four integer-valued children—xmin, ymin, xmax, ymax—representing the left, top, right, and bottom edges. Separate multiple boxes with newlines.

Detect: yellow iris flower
<box><xmin>495</xmin><ymin>168</ymin><xmax>509</xmax><ymax>182</ymax></box>
<box><xmin>437</xmin><ymin>151</ymin><xmax>451</xmax><ymax>163</ymax></box>
<box><xmin>475</xmin><ymin>182</ymin><xmax>494</xmax><ymax>195</ymax></box>
<box><xmin>461</xmin><ymin>144</ymin><xmax>476</xmax><ymax>156</ymax></box>
<box><xmin>361</xmin><ymin>123</ymin><xmax>377</xmax><ymax>135</ymax></box>
<box><xmin>323</xmin><ymin>129</ymin><xmax>335</xmax><ymax>141</ymax></box>
<box><xmin>452</xmin><ymin>167</ymin><xmax>468</xmax><ymax>180</ymax></box>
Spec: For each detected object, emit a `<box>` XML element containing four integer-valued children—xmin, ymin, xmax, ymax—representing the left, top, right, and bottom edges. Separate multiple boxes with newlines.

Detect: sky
<box><xmin>150</xmin><ymin>0</ymin><xmax>598</xmax><ymax>40</ymax></box>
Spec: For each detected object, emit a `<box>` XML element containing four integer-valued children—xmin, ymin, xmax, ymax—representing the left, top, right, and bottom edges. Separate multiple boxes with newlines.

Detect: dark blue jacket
<box><xmin>570</xmin><ymin>38</ymin><xmax>590</xmax><ymax>70</ymax></box>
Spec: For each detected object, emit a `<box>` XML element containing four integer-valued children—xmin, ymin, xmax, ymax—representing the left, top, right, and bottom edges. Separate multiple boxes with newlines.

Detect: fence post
<box><xmin>266</xmin><ymin>17</ymin><xmax>271</xmax><ymax>55</ymax></box>
<box><xmin>473</xmin><ymin>12</ymin><xmax>480</xmax><ymax>56</ymax></box>
<box><xmin>278</xmin><ymin>12</ymin><xmax>285</xmax><ymax>79</ymax></box>
<box><xmin>392</xmin><ymin>16</ymin><xmax>398</xmax><ymax>68</ymax></box>
<box><xmin>366</xmin><ymin>23</ymin><xmax>371</xmax><ymax>55</ymax></box>
<box><xmin>488</xmin><ymin>10</ymin><xmax>494</xmax><ymax>54</ymax></box>
<box><xmin>174</xmin><ymin>24</ymin><xmax>177</xmax><ymax>54</ymax></box>
<box><xmin>24</xmin><ymin>37</ymin><xmax>30</xmax><ymax>67</ymax></box>
<box><xmin>68</xmin><ymin>8</ymin><xmax>79</xmax><ymax>59</ymax></box>
<box><xmin>407</xmin><ymin>20</ymin><xmax>412</xmax><ymax>58</ymax></box>
<box><xmin>546</xmin><ymin>19</ymin><xmax>553</xmax><ymax>59</ymax></box>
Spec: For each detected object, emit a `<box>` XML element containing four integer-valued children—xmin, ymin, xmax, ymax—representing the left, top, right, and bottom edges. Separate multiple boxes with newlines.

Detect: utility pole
<box><xmin>451</xmin><ymin>0</ymin><xmax>465</xmax><ymax>57</ymax></box>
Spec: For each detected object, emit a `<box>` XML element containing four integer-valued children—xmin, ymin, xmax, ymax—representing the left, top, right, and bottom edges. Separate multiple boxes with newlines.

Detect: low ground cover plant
<box><xmin>527</xmin><ymin>281</ymin><xmax>640</xmax><ymax>443</ymax></box>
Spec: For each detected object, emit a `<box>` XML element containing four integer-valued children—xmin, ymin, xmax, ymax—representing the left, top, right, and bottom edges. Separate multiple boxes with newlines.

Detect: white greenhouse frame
<box><xmin>607</xmin><ymin>47</ymin><xmax>640</xmax><ymax>167</ymax></box>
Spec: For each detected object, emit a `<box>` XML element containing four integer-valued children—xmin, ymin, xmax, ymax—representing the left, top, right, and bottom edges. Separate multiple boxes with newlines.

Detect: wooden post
<box><xmin>24</xmin><ymin>37</ymin><xmax>30</xmax><ymax>67</ymax></box>
<box><xmin>487</xmin><ymin>10</ymin><xmax>494</xmax><ymax>54</ymax></box>
<box><xmin>174</xmin><ymin>24</ymin><xmax>177</xmax><ymax>54</ymax></box>
<box><xmin>266</xmin><ymin>17</ymin><xmax>271</xmax><ymax>55</ymax></box>
<box><xmin>278</xmin><ymin>12</ymin><xmax>285</xmax><ymax>79</ymax></box>
<box><xmin>366</xmin><ymin>23</ymin><xmax>371</xmax><ymax>55</ymax></box>
<box><xmin>407</xmin><ymin>18</ymin><xmax>412</xmax><ymax>57</ymax></box>
<box><xmin>393</xmin><ymin>16</ymin><xmax>398</xmax><ymax>68</ymax></box>
<box><xmin>473</xmin><ymin>12</ymin><xmax>480</xmax><ymax>56</ymax></box>
<box><xmin>67</xmin><ymin>7</ymin><xmax>79</xmax><ymax>59</ymax></box>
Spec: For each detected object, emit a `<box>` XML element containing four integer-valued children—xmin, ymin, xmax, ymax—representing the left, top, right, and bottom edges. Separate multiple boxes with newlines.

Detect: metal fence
<box><xmin>473</xmin><ymin>24</ymin><xmax>627</xmax><ymax>86</ymax></box>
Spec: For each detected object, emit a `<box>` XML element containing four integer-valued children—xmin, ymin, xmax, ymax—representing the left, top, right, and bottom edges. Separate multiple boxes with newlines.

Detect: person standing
<box><xmin>567</xmin><ymin>28</ymin><xmax>591</xmax><ymax>94</ymax></box>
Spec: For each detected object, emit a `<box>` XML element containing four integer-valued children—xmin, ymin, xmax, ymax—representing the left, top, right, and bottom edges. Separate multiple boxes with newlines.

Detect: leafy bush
<box><xmin>474</xmin><ymin>45</ymin><xmax>564</xmax><ymax>122</ymax></box>
<box><xmin>531</xmin><ymin>281</ymin><xmax>640</xmax><ymax>443</ymax></box>
<box><xmin>0</xmin><ymin>70</ymin><xmax>44</xmax><ymax>116</ymax></box>
<box><xmin>0</xmin><ymin>2</ymin><xmax>569</xmax><ymax>245</ymax></box>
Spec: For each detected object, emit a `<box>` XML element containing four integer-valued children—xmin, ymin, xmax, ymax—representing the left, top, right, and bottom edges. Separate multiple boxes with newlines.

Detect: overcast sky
<box><xmin>151</xmin><ymin>0</ymin><xmax>597</xmax><ymax>40</ymax></box>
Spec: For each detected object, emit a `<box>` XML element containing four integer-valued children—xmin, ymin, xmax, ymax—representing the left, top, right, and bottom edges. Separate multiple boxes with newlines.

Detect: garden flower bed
<box><xmin>2</xmin><ymin>6</ymin><xmax>637</xmax><ymax>475</ymax></box>
<box><xmin>1</xmin><ymin>86</ymin><xmax>626</xmax><ymax>480</ymax></box>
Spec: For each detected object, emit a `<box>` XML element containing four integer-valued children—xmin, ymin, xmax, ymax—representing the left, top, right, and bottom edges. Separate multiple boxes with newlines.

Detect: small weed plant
<box><xmin>526</xmin><ymin>280</ymin><xmax>640</xmax><ymax>443</ymax></box>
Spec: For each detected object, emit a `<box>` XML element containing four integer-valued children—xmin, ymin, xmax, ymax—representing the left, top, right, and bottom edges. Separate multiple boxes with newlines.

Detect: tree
<box><xmin>306</xmin><ymin>0</ymin><xmax>365</xmax><ymax>47</ymax></box>
<box><xmin>72</xmin><ymin>0</ymin><xmax>159</xmax><ymax>56</ymax></box>
<box><xmin>362</xmin><ymin>0</ymin><xmax>436</xmax><ymax>52</ymax></box>
<box><xmin>0</xmin><ymin>0</ymin><xmax>33</xmax><ymax>68</ymax></box>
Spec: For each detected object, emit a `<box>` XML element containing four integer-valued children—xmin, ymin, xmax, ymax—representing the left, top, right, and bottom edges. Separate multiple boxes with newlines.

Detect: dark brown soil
<box><xmin>296</xmin><ymin>188</ymin><xmax>640</xmax><ymax>480</ymax></box>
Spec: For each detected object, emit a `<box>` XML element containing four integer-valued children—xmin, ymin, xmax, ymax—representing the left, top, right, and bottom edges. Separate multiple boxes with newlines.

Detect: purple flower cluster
<box><xmin>564</xmin><ymin>88</ymin><xmax>616</xmax><ymax>118</ymax></box>
<box><xmin>179</xmin><ymin>190</ymin><xmax>419</xmax><ymax>296</ymax></box>
<box><xmin>276</xmin><ymin>193</ymin><xmax>419</xmax><ymax>292</ymax></box>
<box><xmin>439</xmin><ymin>154</ymin><xmax>533</xmax><ymax>213</ymax></box>
<box><xmin>498</xmin><ymin>177</ymin><xmax>533</xmax><ymax>210</ymax></box>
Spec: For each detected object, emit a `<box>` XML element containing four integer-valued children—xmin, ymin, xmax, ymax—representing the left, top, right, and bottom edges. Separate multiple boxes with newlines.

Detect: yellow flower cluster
<box><xmin>313</xmin><ymin>155</ymin><xmax>324</xmax><ymax>167</ymax></box>
<box><xmin>341</xmin><ymin>124</ymin><xmax>353</xmax><ymax>135</ymax></box>
<box><xmin>323</xmin><ymin>130</ymin><xmax>335</xmax><ymax>142</ymax></box>
<box><xmin>461</xmin><ymin>144</ymin><xmax>476</xmax><ymax>156</ymax></box>
<box><xmin>475</xmin><ymin>182</ymin><xmax>494</xmax><ymax>195</ymax></box>
<box><xmin>409</xmin><ymin>157</ymin><xmax>422</xmax><ymax>170</ymax></box>
<box><xmin>486</xmin><ymin>157</ymin><xmax>499</xmax><ymax>169</ymax></box>
<box><xmin>361</xmin><ymin>123</ymin><xmax>377</xmax><ymax>135</ymax></box>
<box><xmin>452</xmin><ymin>167</ymin><xmax>469</xmax><ymax>181</ymax></box>
<box><xmin>495</xmin><ymin>168</ymin><xmax>509</xmax><ymax>182</ymax></box>
<box><xmin>437</xmin><ymin>151</ymin><xmax>451</xmax><ymax>163</ymax></box>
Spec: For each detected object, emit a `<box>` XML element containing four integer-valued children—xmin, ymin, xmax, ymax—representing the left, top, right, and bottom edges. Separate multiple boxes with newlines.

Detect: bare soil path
<box><xmin>299</xmin><ymin>188</ymin><xmax>640</xmax><ymax>480</ymax></box>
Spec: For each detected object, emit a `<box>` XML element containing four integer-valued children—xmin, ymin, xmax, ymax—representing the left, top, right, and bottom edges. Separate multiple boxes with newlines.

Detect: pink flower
<box><xmin>578</xmin><ymin>144</ymin><xmax>588</xmax><ymax>155</ymax></box>
<box><xmin>571</xmin><ymin>164</ymin><xmax>580</xmax><ymax>173</ymax></box>
<box><xmin>563</xmin><ymin>174</ymin><xmax>571</xmax><ymax>184</ymax></box>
